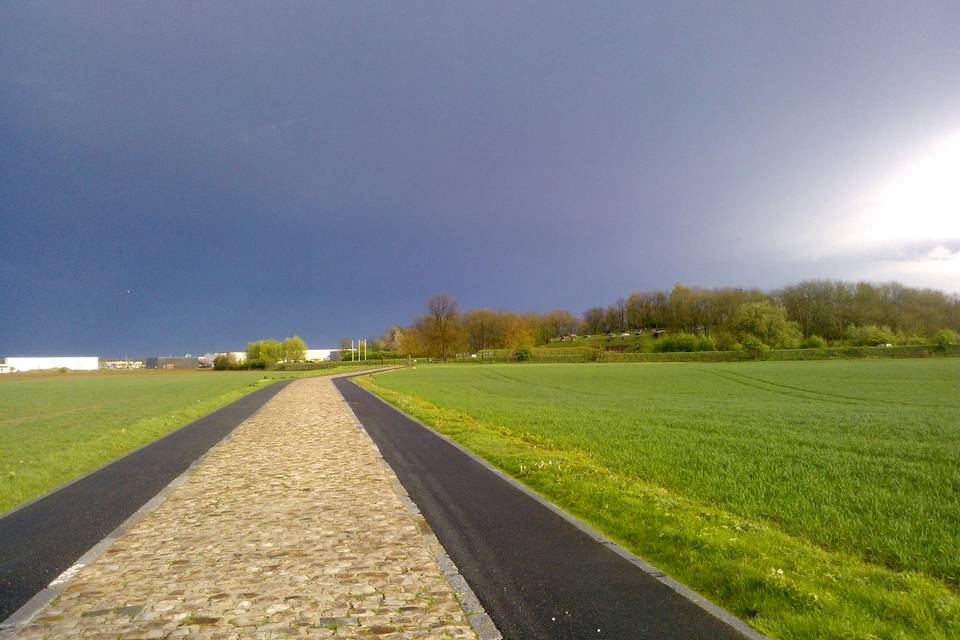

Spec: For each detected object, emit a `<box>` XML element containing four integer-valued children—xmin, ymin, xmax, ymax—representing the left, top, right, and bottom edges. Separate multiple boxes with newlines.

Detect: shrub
<box><xmin>632</xmin><ymin>336</ymin><xmax>655</xmax><ymax>353</ymax></box>
<box><xmin>514</xmin><ymin>346</ymin><xmax>533</xmax><ymax>361</ymax></box>
<box><xmin>713</xmin><ymin>330</ymin><xmax>740</xmax><ymax>351</ymax></box>
<box><xmin>800</xmin><ymin>335</ymin><xmax>828</xmax><ymax>349</ymax></box>
<box><xmin>896</xmin><ymin>333</ymin><xmax>929</xmax><ymax>346</ymax></box>
<box><xmin>846</xmin><ymin>324</ymin><xmax>896</xmax><ymax>347</ymax></box>
<box><xmin>655</xmin><ymin>333</ymin><xmax>697</xmax><ymax>352</ymax></box>
<box><xmin>740</xmin><ymin>334</ymin><xmax>770</xmax><ymax>360</ymax></box>
<box><xmin>213</xmin><ymin>353</ymin><xmax>238</xmax><ymax>370</ymax></box>
<box><xmin>245</xmin><ymin>358</ymin><xmax>267</xmax><ymax>370</ymax></box>
<box><xmin>655</xmin><ymin>333</ymin><xmax>716</xmax><ymax>353</ymax></box>
<box><xmin>934</xmin><ymin>329</ymin><xmax>959</xmax><ymax>351</ymax></box>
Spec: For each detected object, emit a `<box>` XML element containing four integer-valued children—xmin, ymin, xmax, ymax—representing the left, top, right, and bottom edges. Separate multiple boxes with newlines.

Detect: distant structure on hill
<box><xmin>1</xmin><ymin>356</ymin><xmax>99</xmax><ymax>372</ymax></box>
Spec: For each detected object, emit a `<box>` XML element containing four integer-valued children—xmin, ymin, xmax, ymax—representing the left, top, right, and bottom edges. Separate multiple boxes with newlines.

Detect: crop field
<box><xmin>359</xmin><ymin>359</ymin><xmax>960</xmax><ymax>639</ymax></box>
<box><xmin>0</xmin><ymin>365</ymin><xmax>375</xmax><ymax>514</ymax></box>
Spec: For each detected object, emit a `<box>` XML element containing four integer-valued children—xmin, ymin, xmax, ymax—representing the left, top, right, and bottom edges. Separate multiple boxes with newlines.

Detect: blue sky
<box><xmin>2</xmin><ymin>2</ymin><xmax>959</xmax><ymax>355</ymax></box>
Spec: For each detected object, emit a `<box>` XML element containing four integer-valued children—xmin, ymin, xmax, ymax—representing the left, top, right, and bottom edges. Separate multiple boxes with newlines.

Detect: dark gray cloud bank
<box><xmin>2</xmin><ymin>2</ymin><xmax>958</xmax><ymax>354</ymax></box>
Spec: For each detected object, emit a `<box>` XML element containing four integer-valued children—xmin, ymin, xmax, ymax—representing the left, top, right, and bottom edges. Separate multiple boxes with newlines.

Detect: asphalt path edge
<box><xmin>0</xmin><ymin>379</ymin><xmax>294</xmax><ymax>637</ymax></box>
<box><xmin>334</xmin><ymin>378</ymin><xmax>502</xmax><ymax>640</ymax></box>
<box><xmin>339</xmin><ymin>373</ymin><xmax>769</xmax><ymax>640</ymax></box>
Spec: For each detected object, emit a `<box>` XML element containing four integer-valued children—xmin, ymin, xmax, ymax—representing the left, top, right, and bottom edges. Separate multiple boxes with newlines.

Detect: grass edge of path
<box><xmin>354</xmin><ymin>373</ymin><xmax>960</xmax><ymax>640</ymax></box>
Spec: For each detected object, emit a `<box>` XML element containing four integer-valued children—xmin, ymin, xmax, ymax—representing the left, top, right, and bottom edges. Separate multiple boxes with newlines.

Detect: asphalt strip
<box><xmin>0</xmin><ymin>379</ymin><xmax>293</xmax><ymax>622</ymax></box>
<box><xmin>334</xmin><ymin>375</ymin><xmax>768</xmax><ymax>640</ymax></box>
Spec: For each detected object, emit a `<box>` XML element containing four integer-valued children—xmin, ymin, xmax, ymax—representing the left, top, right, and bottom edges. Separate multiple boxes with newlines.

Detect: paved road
<box><xmin>5</xmin><ymin>377</ymin><xmax>478</xmax><ymax>639</ymax></box>
<box><xmin>0</xmin><ymin>380</ymin><xmax>292</xmax><ymax>621</ymax></box>
<box><xmin>335</xmin><ymin>377</ymin><xmax>759</xmax><ymax>640</ymax></box>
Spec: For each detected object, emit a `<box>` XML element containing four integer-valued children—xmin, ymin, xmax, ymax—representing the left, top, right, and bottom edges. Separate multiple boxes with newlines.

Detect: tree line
<box><xmin>372</xmin><ymin>281</ymin><xmax>960</xmax><ymax>358</ymax></box>
<box><xmin>583</xmin><ymin>281</ymin><xmax>959</xmax><ymax>342</ymax></box>
<box><xmin>364</xmin><ymin>295</ymin><xmax>580</xmax><ymax>359</ymax></box>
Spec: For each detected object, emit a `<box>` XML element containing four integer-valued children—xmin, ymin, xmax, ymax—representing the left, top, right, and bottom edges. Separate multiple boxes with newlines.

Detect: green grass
<box><xmin>0</xmin><ymin>364</ymin><xmax>380</xmax><ymax>514</ymax></box>
<box><xmin>358</xmin><ymin>360</ymin><xmax>960</xmax><ymax>639</ymax></box>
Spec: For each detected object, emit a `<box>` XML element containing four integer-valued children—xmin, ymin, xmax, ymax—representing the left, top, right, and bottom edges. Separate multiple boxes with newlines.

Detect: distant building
<box><xmin>103</xmin><ymin>360</ymin><xmax>145</xmax><ymax>369</ymax></box>
<box><xmin>145</xmin><ymin>356</ymin><xmax>200</xmax><ymax>369</ymax></box>
<box><xmin>2</xmin><ymin>356</ymin><xmax>99</xmax><ymax>372</ymax></box>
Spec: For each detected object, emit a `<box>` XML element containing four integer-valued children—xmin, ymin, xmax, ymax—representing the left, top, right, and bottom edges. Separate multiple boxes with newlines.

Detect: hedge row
<box><xmin>599</xmin><ymin>344</ymin><xmax>960</xmax><ymax>363</ymax></box>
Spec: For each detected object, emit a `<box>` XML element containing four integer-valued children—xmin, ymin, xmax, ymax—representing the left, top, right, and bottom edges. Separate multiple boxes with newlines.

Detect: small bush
<box><xmin>697</xmin><ymin>335</ymin><xmax>716</xmax><ymax>351</ymax></box>
<box><xmin>245</xmin><ymin>358</ymin><xmax>267</xmax><ymax>370</ymax></box>
<box><xmin>847</xmin><ymin>324</ymin><xmax>896</xmax><ymax>347</ymax></box>
<box><xmin>632</xmin><ymin>336</ymin><xmax>655</xmax><ymax>353</ymax></box>
<box><xmin>934</xmin><ymin>329</ymin><xmax>959</xmax><ymax>351</ymax></box>
<box><xmin>800</xmin><ymin>335</ymin><xmax>828</xmax><ymax>349</ymax></box>
<box><xmin>213</xmin><ymin>353</ymin><xmax>238</xmax><ymax>370</ymax></box>
<box><xmin>655</xmin><ymin>333</ymin><xmax>698</xmax><ymax>352</ymax></box>
<box><xmin>514</xmin><ymin>346</ymin><xmax>533</xmax><ymax>361</ymax></box>
<box><xmin>740</xmin><ymin>334</ymin><xmax>770</xmax><ymax>360</ymax></box>
<box><xmin>655</xmin><ymin>333</ymin><xmax>715</xmax><ymax>353</ymax></box>
<box><xmin>713</xmin><ymin>330</ymin><xmax>740</xmax><ymax>351</ymax></box>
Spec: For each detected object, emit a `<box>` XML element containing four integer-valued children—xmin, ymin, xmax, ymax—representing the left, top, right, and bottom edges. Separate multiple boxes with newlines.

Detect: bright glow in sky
<box><xmin>846</xmin><ymin>131</ymin><xmax>960</xmax><ymax>248</ymax></box>
<box><xmin>823</xmin><ymin>131</ymin><xmax>960</xmax><ymax>291</ymax></box>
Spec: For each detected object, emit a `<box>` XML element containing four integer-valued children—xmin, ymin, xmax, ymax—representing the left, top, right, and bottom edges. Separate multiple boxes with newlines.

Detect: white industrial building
<box><xmin>2</xmin><ymin>356</ymin><xmax>99</xmax><ymax>372</ymax></box>
<box><xmin>224</xmin><ymin>348</ymin><xmax>337</xmax><ymax>362</ymax></box>
<box><xmin>305</xmin><ymin>348</ymin><xmax>336</xmax><ymax>361</ymax></box>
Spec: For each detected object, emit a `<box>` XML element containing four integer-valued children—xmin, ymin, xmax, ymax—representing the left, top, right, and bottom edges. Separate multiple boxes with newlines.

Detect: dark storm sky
<box><xmin>2</xmin><ymin>2</ymin><xmax>959</xmax><ymax>355</ymax></box>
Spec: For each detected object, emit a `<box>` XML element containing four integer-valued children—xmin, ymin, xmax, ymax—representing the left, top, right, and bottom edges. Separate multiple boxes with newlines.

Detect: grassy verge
<box><xmin>355</xmin><ymin>363</ymin><xmax>960</xmax><ymax>639</ymax></box>
<box><xmin>454</xmin><ymin>344</ymin><xmax>959</xmax><ymax>364</ymax></box>
<box><xmin>0</xmin><ymin>364</ymin><xmax>387</xmax><ymax>514</ymax></box>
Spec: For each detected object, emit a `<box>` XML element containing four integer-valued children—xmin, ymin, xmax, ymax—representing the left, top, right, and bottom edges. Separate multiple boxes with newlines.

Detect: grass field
<box><xmin>359</xmin><ymin>360</ymin><xmax>960</xmax><ymax>639</ymax></box>
<box><xmin>0</xmin><ymin>364</ymin><xmax>377</xmax><ymax>514</ymax></box>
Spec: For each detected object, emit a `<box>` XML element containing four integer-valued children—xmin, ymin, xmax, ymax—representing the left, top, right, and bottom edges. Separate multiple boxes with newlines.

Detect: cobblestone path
<box><xmin>11</xmin><ymin>377</ymin><xmax>479</xmax><ymax>639</ymax></box>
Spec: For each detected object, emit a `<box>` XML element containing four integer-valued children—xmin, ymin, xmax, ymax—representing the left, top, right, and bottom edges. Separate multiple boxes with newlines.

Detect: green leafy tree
<box><xmin>283</xmin><ymin>335</ymin><xmax>307</xmax><ymax>362</ymax></box>
<box><xmin>732</xmin><ymin>301</ymin><xmax>802</xmax><ymax>348</ymax></box>
<box><xmin>246</xmin><ymin>339</ymin><xmax>284</xmax><ymax>365</ymax></box>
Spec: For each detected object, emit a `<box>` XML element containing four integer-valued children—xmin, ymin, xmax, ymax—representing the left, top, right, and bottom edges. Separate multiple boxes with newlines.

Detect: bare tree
<box><xmin>420</xmin><ymin>293</ymin><xmax>462</xmax><ymax>360</ymax></box>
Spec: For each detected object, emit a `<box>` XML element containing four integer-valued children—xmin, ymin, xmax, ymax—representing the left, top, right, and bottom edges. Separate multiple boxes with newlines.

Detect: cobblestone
<box><xmin>12</xmin><ymin>377</ymin><xmax>477</xmax><ymax>639</ymax></box>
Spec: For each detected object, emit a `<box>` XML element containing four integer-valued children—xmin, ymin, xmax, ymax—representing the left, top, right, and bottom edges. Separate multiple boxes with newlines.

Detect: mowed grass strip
<box><xmin>0</xmin><ymin>365</ymin><xmax>377</xmax><ymax>514</ymax></box>
<box><xmin>358</xmin><ymin>360</ymin><xmax>960</xmax><ymax>639</ymax></box>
